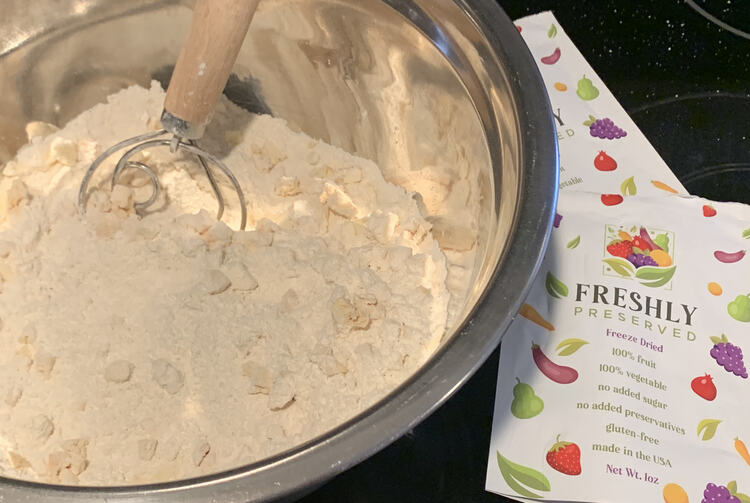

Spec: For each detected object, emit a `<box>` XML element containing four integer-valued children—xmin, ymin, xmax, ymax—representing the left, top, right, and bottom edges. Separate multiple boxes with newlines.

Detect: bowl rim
<box><xmin>0</xmin><ymin>0</ymin><xmax>558</xmax><ymax>500</ymax></box>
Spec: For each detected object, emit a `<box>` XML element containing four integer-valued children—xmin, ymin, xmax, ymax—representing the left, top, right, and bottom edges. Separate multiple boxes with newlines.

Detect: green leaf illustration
<box><xmin>603</xmin><ymin>257</ymin><xmax>635</xmax><ymax>277</ymax></box>
<box><xmin>583</xmin><ymin>115</ymin><xmax>597</xmax><ymax>127</ymax></box>
<box><xmin>710</xmin><ymin>334</ymin><xmax>729</xmax><ymax>345</ymax></box>
<box><xmin>653</xmin><ymin>233</ymin><xmax>670</xmax><ymax>253</ymax></box>
<box><xmin>633</xmin><ymin>265</ymin><xmax>669</xmax><ymax>280</ymax></box>
<box><xmin>620</xmin><ymin>176</ymin><xmax>637</xmax><ymax>196</ymax></box>
<box><xmin>635</xmin><ymin>265</ymin><xmax>676</xmax><ymax>288</ymax></box>
<box><xmin>555</xmin><ymin>338</ymin><xmax>589</xmax><ymax>356</ymax></box>
<box><xmin>566</xmin><ymin>236</ymin><xmax>580</xmax><ymax>249</ymax></box>
<box><xmin>547</xmin><ymin>24</ymin><xmax>558</xmax><ymax>38</ymax></box>
<box><xmin>496</xmin><ymin>452</ymin><xmax>551</xmax><ymax>498</ymax></box>
<box><xmin>697</xmin><ymin>419</ymin><xmax>721</xmax><ymax>441</ymax></box>
<box><xmin>728</xmin><ymin>481</ymin><xmax>738</xmax><ymax>495</ymax></box>
<box><xmin>545</xmin><ymin>272</ymin><xmax>569</xmax><ymax>298</ymax></box>
<box><xmin>743</xmin><ymin>228</ymin><xmax>750</xmax><ymax>239</ymax></box>
<box><xmin>727</xmin><ymin>480</ymin><xmax>750</xmax><ymax>503</ymax></box>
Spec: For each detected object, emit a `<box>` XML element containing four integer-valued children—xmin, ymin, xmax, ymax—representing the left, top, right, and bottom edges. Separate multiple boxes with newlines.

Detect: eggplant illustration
<box><xmin>532</xmin><ymin>343</ymin><xmax>578</xmax><ymax>384</ymax></box>
<box><xmin>714</xmin><ymin>250</ymin><xmax>746</xmax><ymax>264</ymax></box>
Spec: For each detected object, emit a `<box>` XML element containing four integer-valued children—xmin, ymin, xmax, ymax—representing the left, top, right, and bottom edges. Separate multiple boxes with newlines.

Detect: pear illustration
<box><xmin>576</xmin><ymin>75</ymin><xmax>599</xmax><ymax>101</ymax></box>
<box><xmin>728</xmin><ymin>294</ymin><xmax>750</xmax><ymax>322</ymax></box>
<box><xmin>510</xmin><ymin>378</ymin><xmax>544</xmax><ymax>419</ymax></box>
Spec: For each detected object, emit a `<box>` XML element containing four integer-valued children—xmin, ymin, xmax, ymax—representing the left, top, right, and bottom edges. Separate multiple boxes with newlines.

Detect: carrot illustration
<box><xmin>651</xmin><ymin>180</ymin><xmax>678</xmax><ymax>194</ymax></box>
<box><xmin>519</xmin><ymin>304</ymin><xmax>555</xmax><ymax>331</ymax></box>
<box><xmin>736</xmin><ymin>437</ymin><xmax>750</xmax><ymax>466</ymax></box>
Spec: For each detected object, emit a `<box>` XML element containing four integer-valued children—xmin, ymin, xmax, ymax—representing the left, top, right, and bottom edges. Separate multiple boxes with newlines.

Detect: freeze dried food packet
<box><xmin>487</xmin><ymin>191</ymin><xmax>750</xmax><ymax>503</ymax></box>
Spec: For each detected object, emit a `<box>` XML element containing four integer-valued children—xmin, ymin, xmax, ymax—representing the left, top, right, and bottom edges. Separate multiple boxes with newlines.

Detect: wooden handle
<box><xmin>163</xmin><ymin>0</ymin><xmax>260</xmax><ymax>138</ymax></box>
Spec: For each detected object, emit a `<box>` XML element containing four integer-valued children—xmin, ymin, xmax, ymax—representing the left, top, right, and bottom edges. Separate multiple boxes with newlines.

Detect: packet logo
<box><xmin>602</xmin><ymin>224</ymin><xmax>676</xmax><ymax>289</ymax></box>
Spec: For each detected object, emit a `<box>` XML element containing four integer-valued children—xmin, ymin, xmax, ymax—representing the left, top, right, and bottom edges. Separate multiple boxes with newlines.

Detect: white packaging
<box><xmin>486</xmin><ymin>192</ymin><xmax>750</xmax><ymax>503</ymax></box>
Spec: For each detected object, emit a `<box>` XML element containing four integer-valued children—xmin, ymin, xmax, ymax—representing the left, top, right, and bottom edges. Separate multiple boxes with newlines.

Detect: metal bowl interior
<box><xmin>0</xmin><ymin>0</ymin><xmax>558</xmax><ymax>500</ymax></box>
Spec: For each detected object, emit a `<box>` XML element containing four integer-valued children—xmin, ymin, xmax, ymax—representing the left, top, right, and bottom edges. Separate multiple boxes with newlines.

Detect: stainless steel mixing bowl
<box><xmin>0</xmin><ymin>0</ymin><xmax>558</xmax><ymax>500</ymax></box>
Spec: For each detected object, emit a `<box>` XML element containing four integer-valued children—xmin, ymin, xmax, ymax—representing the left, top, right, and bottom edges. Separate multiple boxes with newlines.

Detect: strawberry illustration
<box><xmin>691</xmin><ymin>374</ymin><xmax>717</xmax><ymax>401</ymax></box>
<box><xmin>703</xmin><ymin>205</ymin><xmax>717</xmax><ymax>217</ymax></box>
<box><xmin>606</xmin><ymin>240</ymin><xmax>633</xmax><ymax>258</ymax></box>
<box><xmin>546</xmin><ymin>435</ymin><xmax>581</xmax><ymax>475</ymax></box>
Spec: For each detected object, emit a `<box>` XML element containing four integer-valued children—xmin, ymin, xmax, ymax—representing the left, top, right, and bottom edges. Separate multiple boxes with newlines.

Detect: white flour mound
<box><xmin>0</xmin><ymin>82</ymin><xmax>457</xmax><ymax>485</ymax></box>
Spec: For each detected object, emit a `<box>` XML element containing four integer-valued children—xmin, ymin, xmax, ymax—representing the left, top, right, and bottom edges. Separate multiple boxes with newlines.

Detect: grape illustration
<box><xmin>589</xmin><ymin>118</ymin><xmax>627</xmax><ymax>140</ymax></box>
<box><xmin>702</xmin><ymin>482</ymin><xmax>740</xmax><ymax>503</ymax></box>
<box><xmin>710</xmin><ymin>335</ymin><xmax>748</xmax><ymax>379</ymax></box>
<box><xmin>626</xmin><ymin>253</ymin><xmax>657</xmax><ymax>268</ymax></box>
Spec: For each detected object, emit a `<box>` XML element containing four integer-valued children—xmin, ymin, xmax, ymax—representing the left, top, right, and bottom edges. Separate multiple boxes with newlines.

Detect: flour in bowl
<box><xmin>0</xmin><ymin>82</ymin><xmax>467</xmax><ymax>484</ymax></box>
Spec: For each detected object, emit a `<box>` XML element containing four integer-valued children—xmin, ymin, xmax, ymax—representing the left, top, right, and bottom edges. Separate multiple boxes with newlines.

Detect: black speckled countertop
<box><xmin>508</xmin><ymin>0</ymin><xmax>750</xmax><ymax>105</ymax></box>
<box><xmin>301</xmin><ymin>2</ymin><xmax>750</xmax><ymax>501</ymax></box>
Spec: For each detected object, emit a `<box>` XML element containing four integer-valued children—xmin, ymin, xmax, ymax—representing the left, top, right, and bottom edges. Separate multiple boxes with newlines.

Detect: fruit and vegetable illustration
<box><xmin>594</xmin><ymin>151</ymin><xmax>617</xmax><ymax>171</ymax></box>
<box><xmin>663</xmin><ymin>479</ymin><xmax>750</xmax><ymax>503</ymax></box>
<box><xmin>554</xmin><ymin>82</ymin><xmax>567</xmax><ymax>91</ymax></box>
<box><xmin>701</xmin><ymin>481</ymin><xmax>750</xmax><ymax>503</ymax></box>
<box><xmin>545</xmin><ymin>272</ymin><xmax>569</xmax><ymax>298</ymax></box>
<box><xmin>727</xmin><ymin>294</ymin><xmax>750</xmax><ymax>322</ymax></box>
<box><xmin>532</xmin><ymin>343</ymin><xmax>578</xmax><ymax>384</ymax></box>
<box><xmin>576</xmin><ymin>75</ymin><xmax>599</xmax><ymax>101</ymax></box>
<box><xmin>652</xmin><ymin>180</ymin><xmax>679</xmax><ymax>193</ymax></box>
<box><xmin>735</xmin><ymin>437</ymin><xmax>750</xmax><ymax>466</ymax></box>
<box><xmin>710</xmin><ymin>335</ymin><xmax>748</xmax><ymax>378</ymax></box>
<box><xmin>601</xmin><ymin>194</ymin><xmax>624</xmax><ymax>206</ymax></box>
<box><xmin>547</xmin><ymin>24</ymin><xmax>557</xmax><ymax>38</ymax></box>
<box><xmin>620</xmin><ymin>176</ymin><xmax>637</xmax><ymax>196</ymax></box>
<box><xmin>554</xmin><ymin>212</ymin><xmax>562</xmax><ymax>228</ymax></box>
<box><xmin>519</xmin><ymin>303</ymin><xmax>555</xmax><ymax>331</ymax></box>
<box><xmin>703</xmin><ymin>204</ymin><xmax>717</xmax><ymax>217</ymax></box>
<box><xmin>541</xmin><ymin>47</ymin><xmax>561</xmax><ymax>64</ymax></box>
<box><xmin>566</xmin><ymin>235</ymin><xmax>580</xmax><ymax>249</ymax></box>
<box><xmin>496</xmin><ymin>451</ymin><xmax>551</xmax><ymax>498</ymax></box>
<box><xmin>691</xmin><ymin>374</ymin><xmax>717</xmax><ymax>401</ymax></box>
<box><xmin>584</xmin><ymin>115</ymin><xmax>627</xmax><ymax>139</ymax></box>
<box><xmin>546</xmin><ymin>435</ymin><xmax>581</xmax><ymax>475</ymax></box>
<box><xmin>662</xmin><ymin>482</ymin><xmax>689</xmax><ymax>503</ymax></box>
<box><xmin>697</xmin><ymin>419</ymin><xmax>722</xmax><ymax>441</ymax></box>
<box><xmin>555</xmin><ymin>338</ymin><xmax>589</xmax><ymax>356</ymax></box>
<box><xmin>708</xmin><ymin>282</ymin><xmax>723</xmax><ymax>296</ymax></box>
<box><xmin>603</xmin><ymin>225</ymin><xmax>676</xmax><ymax>287</ymax></box>
<box><xmin>714</xmin><ymin>250</ymin><xmax>745</xmax><ymax>264</ymax></box>
<box><xmin>511</xmin><ymin>378</ymin><xmax>544</xmax><ymax>419</ymax></box>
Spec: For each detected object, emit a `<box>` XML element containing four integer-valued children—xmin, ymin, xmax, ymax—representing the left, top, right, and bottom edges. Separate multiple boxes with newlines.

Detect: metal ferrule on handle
<box><xmin>161</xmin><ymin>0</ymin><xmax>261</xmax><ymax>139</ymax></box>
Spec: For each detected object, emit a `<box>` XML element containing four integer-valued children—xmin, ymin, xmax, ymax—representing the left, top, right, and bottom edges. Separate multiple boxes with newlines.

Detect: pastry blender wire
<box><xmin>77</xmin><ymin>0</ymin><xmax>262</xmax><ymax>230</ymax></box>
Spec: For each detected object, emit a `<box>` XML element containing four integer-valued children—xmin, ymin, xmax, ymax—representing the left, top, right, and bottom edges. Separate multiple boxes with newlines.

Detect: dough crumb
<box><xmin>46</xmin><ymin>137</ymin><xmax>78</xmax><ymax>167</ymax></box>
<box><xmin>25</xmin><ymin>121</ymin><xmax>59</xmax><ymax>140</ymax></box>
<box><xmin>104</xmin><ymin>360</ymin><xmax>134</xmax><ymax>383</ymax></box>
<box><xmin>151</xmin><ymin>359</ymin><xmax>184</xmax><ymax>395</ymax></box>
